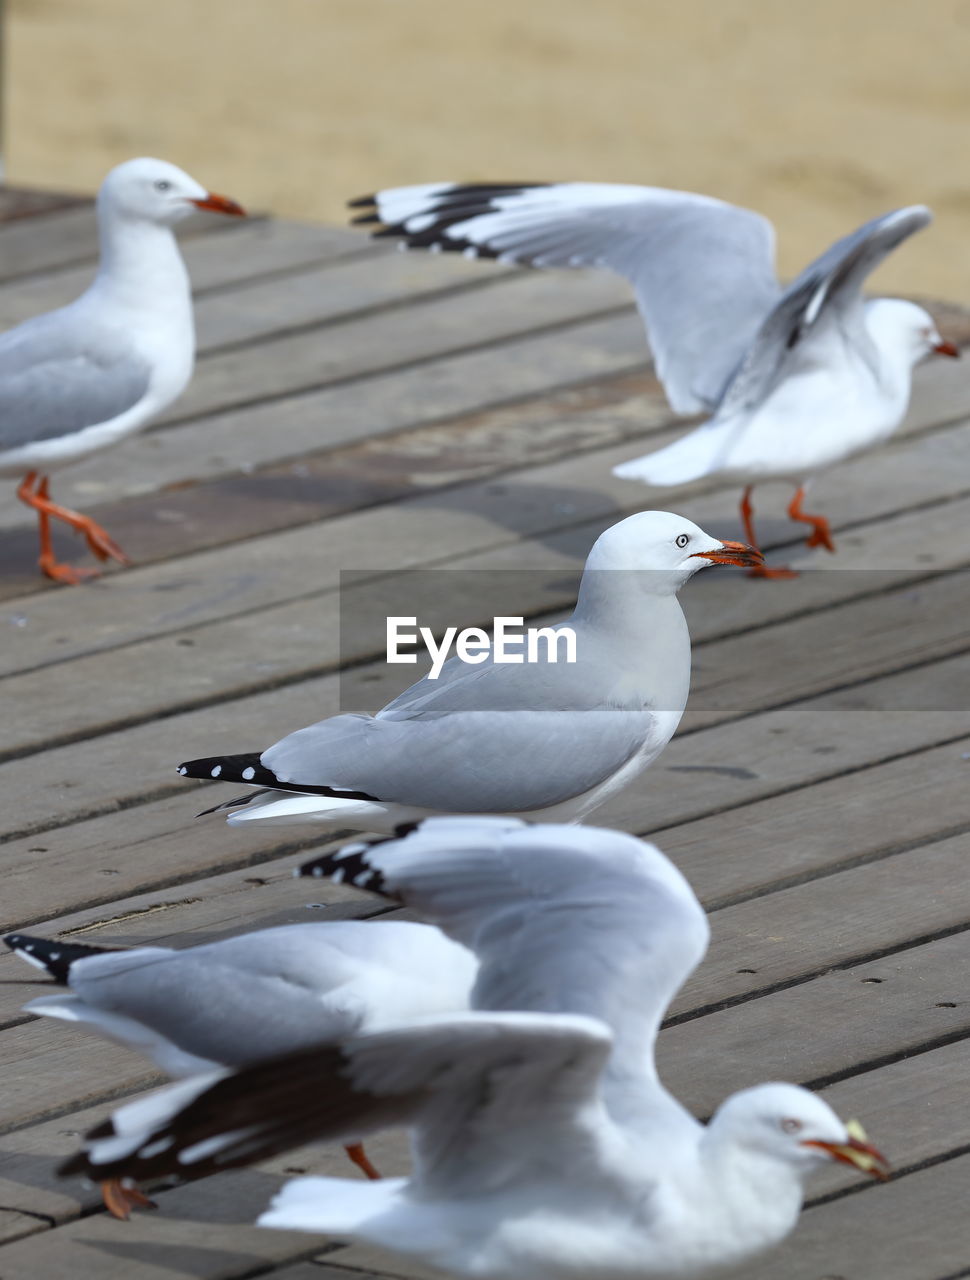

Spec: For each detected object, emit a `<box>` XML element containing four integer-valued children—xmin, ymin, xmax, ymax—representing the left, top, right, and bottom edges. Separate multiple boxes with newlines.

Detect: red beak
<box><xmin>933</xmin><ymin>339</ymin><xmax>960</xmax><ymax>359</ymax></box>
<box><xmin>802</xmin><ymin>1136</ymin><xmax>891</xmax><ymax>1181</ymax></box>
<box><xmin>191</xmin><ymin>192</ymin><xmax>246</xmax><ymax>218</ymax></box>
<box><xmin>691</xmin><ymin>539</ymin><xmax>764</xmax><ymax>570</ymax></box>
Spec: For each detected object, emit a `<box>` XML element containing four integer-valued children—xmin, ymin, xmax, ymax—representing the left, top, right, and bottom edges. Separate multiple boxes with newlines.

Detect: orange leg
<box><xmin>738</xmin><ymin>486</ymin><xmax>798</xmax><ymax>580</ymax></box>
<box><xmin>787</xmin><ymin>485</ymin><xmax>836</xmax><ymax>553</ymax></box>
<box><xmin>345</xmin><ymin>1142</ymin><xmax>382</xmax><ymax>1181</ymax></box>
<box><xmin>16</xmin><ymin>472</ymin><xmax>130</xmax><ymax>585</ymax></box>
<box><xmin>101</xmin><ymin>1177</ymin><xmax>157</xmax><ymax>1220</ymax></box>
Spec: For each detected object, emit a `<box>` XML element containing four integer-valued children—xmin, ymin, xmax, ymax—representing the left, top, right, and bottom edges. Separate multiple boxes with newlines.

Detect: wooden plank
<box><xmin>658</xmin><ymin>930</ymin><xmax>970</xmax><ymax>1115</ymax></box>
<box><xmin>0</xmin><ymin>204</ymin><xmax>101</xmax><ymax>279</ymax></box>
<box><xmin>0</xmin><ymin>204</ymin><xmax>244</xmax><ymax>283</ymax></box>
<box><xmin>4</xmin><ymin>376</ymin><xmax>970</xmax><ymax>674</ymax></box>
<box><xmin>0</xmin><ymin>310</ymin><xmax>652</xmax><ymax>538</ymax></box>
<box><xmin>0</xmin><ymin>1209</ymin><xmax>326</xmax><ymax>1280</ymax></box>
<box><xmin>158</xmin><ymin>270</ymin><xmax>632</xmax><ymax>428</ymax></box>
<box><xmin>4</xmin><ymin>483</ymin><xmax>970</xmax><ymax>767</ymax></box>
<box><xmin>742</xmin><ymin>1154</ymin><xmax>970</xmax><ymax>1280</ymax></box>
<box><xmin>0</xmin><ymin>221</ymin><xmax>371</xmax><ymax>330</ymax></box>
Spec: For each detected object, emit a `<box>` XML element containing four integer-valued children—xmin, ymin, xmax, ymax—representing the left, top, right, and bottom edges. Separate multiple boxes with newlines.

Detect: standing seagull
<box><xmin>353</xmin><ymin>183</ymin><xmax>958</xmax><ymax>576</ymax></box>
<box><xmin>0</xmin><ymin>157</ymin><xmax>245</xmax><ymax>584</ymax></box>
<box><xmin>64</xmin><ymin>819</ymin><xmax>890</xmax><ymax>1278</ymax></box>
<box><xmin>177</xmin><ymin>511</ymin><xmax>761</xmax><ymax>829</ymax></box>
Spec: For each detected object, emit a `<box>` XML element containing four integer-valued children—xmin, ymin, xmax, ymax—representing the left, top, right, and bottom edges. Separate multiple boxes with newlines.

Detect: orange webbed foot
<box><xmin>101</xmin><ymin>1177</ymin><xmax>158</xmax><ymax>1220</ymax></box>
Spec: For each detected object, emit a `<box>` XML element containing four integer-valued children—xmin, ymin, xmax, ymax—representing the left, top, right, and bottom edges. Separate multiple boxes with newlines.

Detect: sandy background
<box><xmin>5</xmin><ymin>0</ymin><xmax>970</xmax><ymax>299</ymax></box>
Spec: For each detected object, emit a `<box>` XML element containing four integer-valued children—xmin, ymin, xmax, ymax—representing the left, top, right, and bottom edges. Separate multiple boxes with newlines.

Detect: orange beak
<box><xmin>933</xmin><ymin>339</ymin><xmax>960</xmax><ymax>358</ymax></box>
<box><xmin>191</xmin><ymin>192</ymin><xmax>246</xmax><ymax>217</ymax></box>
<box><xmin>802</xmin><ymin>1135</ymin><xmax>891</xmax><ymax>1181</ymax></box>
<box><xmin>691</xmin><ymin>539</ymin><xmax>764</xmax><ymax>570</ymax></box>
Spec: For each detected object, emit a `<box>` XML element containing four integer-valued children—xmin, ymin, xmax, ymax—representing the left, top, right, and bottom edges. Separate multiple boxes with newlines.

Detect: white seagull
<box><xmin>0</xmin><ymin>157</ymin><xmax>245</xmax><ymax>584</ymax></box>
<box><xmin>63</xmin><ymin>817</ymin><xmax>890</xmax><ymax>1278</ymax></box>
<box><xmin>353</xmin><ymin>182</ymin><xmax>958</xmax><ymax>577</ymax></box>
<box><xmin>176</xmin><ymin>511</ymin><xmax>761</xmax><ymax>829</ymax></box>
<box><xmin>5</xmin><ymin>918</ymin><xmax>475</xmax><ymax>1216</ymax></box>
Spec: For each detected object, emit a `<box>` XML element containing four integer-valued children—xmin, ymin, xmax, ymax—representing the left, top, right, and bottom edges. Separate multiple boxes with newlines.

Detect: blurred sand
<box><xmin>6</xmin><ymin>0</ymin><xmax>970</xmax><ymax>299</ymax></box>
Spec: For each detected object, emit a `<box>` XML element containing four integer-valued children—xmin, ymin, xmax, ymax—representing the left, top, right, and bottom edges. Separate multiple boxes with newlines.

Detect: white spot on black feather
<box><xmin>211</xmin><ymin>765</ymin><xmax>222</xmax><ymax>778</ymax></box>
<box><xmin>242</xmin><ymin>767</ymin><xmax>255</xmax><ymax>781</ymax></box>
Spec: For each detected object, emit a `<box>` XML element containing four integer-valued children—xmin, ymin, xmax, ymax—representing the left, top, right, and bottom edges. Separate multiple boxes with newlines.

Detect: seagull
<box><xmin>352</xmin><ymin>182</ymin><xmax>959</xmax><ymax>577</ymax></box>
<box><xmin>0</xmin><ymin>157</ymin><xmax>245</xmax><ymax>584</ymax></box>
<box><xmin>63</xmin><ymin>818</ymin><xmax>890</xmax><ymax>1278</ymax></box>
<box><xmin>5</xmin><ymin>919</ymin><xmax>475</xmax><ymax>1218</ymax></box>
<box><xmin>176</xmin><ymin>511</ymin><xmax>761</xmax><ymax>829</ymax></box>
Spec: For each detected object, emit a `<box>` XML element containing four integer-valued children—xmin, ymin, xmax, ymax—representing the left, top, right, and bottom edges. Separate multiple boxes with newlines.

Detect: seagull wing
<box><xmin>0</xmin><ymin>307</ymin><xmax>152</xmax><ymax>451</ymax></box>
<box><xmin>716</xmin><ymin>205</ymin><xmax>933</xmax><ymax>419</ymax></box>
<box><xmin>29</xmin><ymin>921</ymin><xmax>471</xmax><ymax>1067</ymax></box>
<box><xmin>63</xmin><ymin>1012</ymin><xmax>616</xmax><ymax>1195</ymax></box>
<box><xmin>302</xmin><ymin>818</ymin><xmax>710</xmax><ymax>1130</ymax></box>
<box><xmin>180</xmin><ymin>707</ymin><xmax>659</xmax><ymax>815</ymax></box>
<box><xmin>356</xmin><ymin>181</ymin><xmax>780</xmax><ymax>414</ymax></box>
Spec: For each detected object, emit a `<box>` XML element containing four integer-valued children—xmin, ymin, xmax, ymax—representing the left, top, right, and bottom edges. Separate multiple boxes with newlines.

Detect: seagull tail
<box><xmin>612</xmin><ymin>425</ymin><xmax>728</xmax><ymax>487</ymax></box>
<box><xmin>259</xmin><ymin>1174</ymin><xmax>406</xmax><ymax>1235</ymax></box>
<box><xmin>177</xmin><ymin>752</ymin><xmax>276</xmax><ymax>785</ymax></box>
<box><xmin>3</xmin><ymin>933</ymin><xmax>117</xmax><ymax>984</ymax></box>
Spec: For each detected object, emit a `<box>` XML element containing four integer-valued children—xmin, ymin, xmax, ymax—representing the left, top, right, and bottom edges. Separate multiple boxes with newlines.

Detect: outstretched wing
<box><xmin>353</xmin><ymin>181</ymin><xmax>780</xmax><ymax>414</ymax></box>
<box><xmin>717</xmin><ymin>205</ymin><xmax>932</xmax><ymax>419</ymax></box>
<box><xmin>63</xmin><ymin>1012</ymin><xmax>614</xmax><ymax>1195</ymax></box>
<box><xmin>301</xmin><ymin>818</ymin><xmax>709</xmax><ymax>1129</ymax></box>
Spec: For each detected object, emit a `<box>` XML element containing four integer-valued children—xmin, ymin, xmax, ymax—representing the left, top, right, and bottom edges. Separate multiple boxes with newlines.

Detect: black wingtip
<box><xmin>348</xmin><ymin>193</ymin><xmax>377</xmax><ymax>209</ymax></box>
<box><xmin>177</xmin><ymin>753</ymin><xmax>276</xmax><ymax>786</ymax></box>
<box><xmin>350</xmin><ymin>212</ymin><xmax>382</xmax><ymax>225</ymax></box>
<box><xmin>3</xmin><ymin>933</ymin><xmax>116</xmax><ymax>984</ymax></box>
<box><xmin>297</xmin><ymin>842</ymin><xmax>397</xmax><ymax>898</ymax></box>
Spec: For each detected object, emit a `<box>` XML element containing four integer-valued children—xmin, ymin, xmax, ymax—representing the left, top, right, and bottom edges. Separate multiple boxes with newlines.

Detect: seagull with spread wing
<box><xmin>6</xmin><ymin>918</ymin><xmax>475</xmax><ymax>1218</ymax></box>
<box><xmin>353</xmin><ymin>183</ymin><xmax>957</xmax><ymax>576</ymax></box>
<box><xmin>0</xmin><ymin>157</ymin><xmax>245</xmax><ymax>583</ymax></box>
<box><xmin>64</xmin><ymin>818</ymin><xmax>890</xmax><ymax>1279</ymax></box>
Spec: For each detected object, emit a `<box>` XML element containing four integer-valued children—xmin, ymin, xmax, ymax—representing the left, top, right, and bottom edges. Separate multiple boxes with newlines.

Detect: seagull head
<box><xmin>98</xmin><ymin>158</ymin><xmax>246</xmax><ymax>226</ymax></box>
<box><xmin>866</xmin><ymin>298</ymin><xmax>959</xmax><ymax>368</ymax></box>
<box><xmin>582</xmin><ymin>511</ymin><xmax>762</xmax><ymax>595</ymax></box>
<box><xmin>709</xmin><ymin>1083</ymin><xmax>890</xmax><ymax>1185</ymax></box>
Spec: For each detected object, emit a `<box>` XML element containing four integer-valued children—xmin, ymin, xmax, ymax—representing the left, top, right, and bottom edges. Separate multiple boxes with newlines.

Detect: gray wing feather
<box><xmin>371</xmin><ymin>182</ymin><xmax>781</xmax><ymax>414</ymax></box>
<box><xmin>263</xmin><ymin>708</ymin><xmax>655</xmax><ymax>812</ymax></box>
<box><xmin>0</xmin><ymin>308</ymin><xmax>151</xmax><ymax>451</ymax></box>
<box><xmin>68</xmin><ymin>926</ymin><xmax>395</xmax><ymax>1064</ymax></box>
<box><xmin>717</xmin><ymin>205</ymin><xmax>932</xmax><ymax>418</ymax></box>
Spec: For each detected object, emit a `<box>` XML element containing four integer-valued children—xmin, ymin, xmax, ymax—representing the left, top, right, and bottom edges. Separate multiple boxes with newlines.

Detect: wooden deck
<box><xmin>0</xmin><ymin>197</ymin><xmax>969</xmax><ymax>1280</ymax></box>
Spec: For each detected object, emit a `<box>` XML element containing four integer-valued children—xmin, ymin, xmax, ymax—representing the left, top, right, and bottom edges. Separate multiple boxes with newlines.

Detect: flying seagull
<box><xmin>63</xmin><ymin>818</ymin><xmax>890</xmax><ymax>1278</ymax></box>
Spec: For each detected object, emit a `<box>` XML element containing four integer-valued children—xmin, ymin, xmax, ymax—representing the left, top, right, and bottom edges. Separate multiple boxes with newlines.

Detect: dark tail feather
<box><xmin>3</xmin><ymin>934</ymin><xmax>119</xmax><ymax>984</ymax></box>
<box><xmin>177</xmin><ymin>753</ymin><xmax>278</xmax><ymax>786</ymax></box>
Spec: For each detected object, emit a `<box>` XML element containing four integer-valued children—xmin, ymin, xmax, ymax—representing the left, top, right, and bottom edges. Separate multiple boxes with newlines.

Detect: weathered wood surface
<box><xmin>0</xmin><ymin>201</ymin><xmax>968</xmax><ymax>1280</ymax></box>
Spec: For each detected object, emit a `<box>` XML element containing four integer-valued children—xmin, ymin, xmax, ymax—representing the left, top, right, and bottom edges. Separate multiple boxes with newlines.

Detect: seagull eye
<box><xmin>781</xmin><ymin>1117</ymin><xmax>802</xmax><ymax>1134</ymax></box>
<box><xmin>154</xmin><ymin>180</ymin><xmax>172</xmax><ymax>192</ymax></box>
<box><xmin>675</xmin><ymin>534</ymin><xmax>690</xmax><ymax>549</ymax></box>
